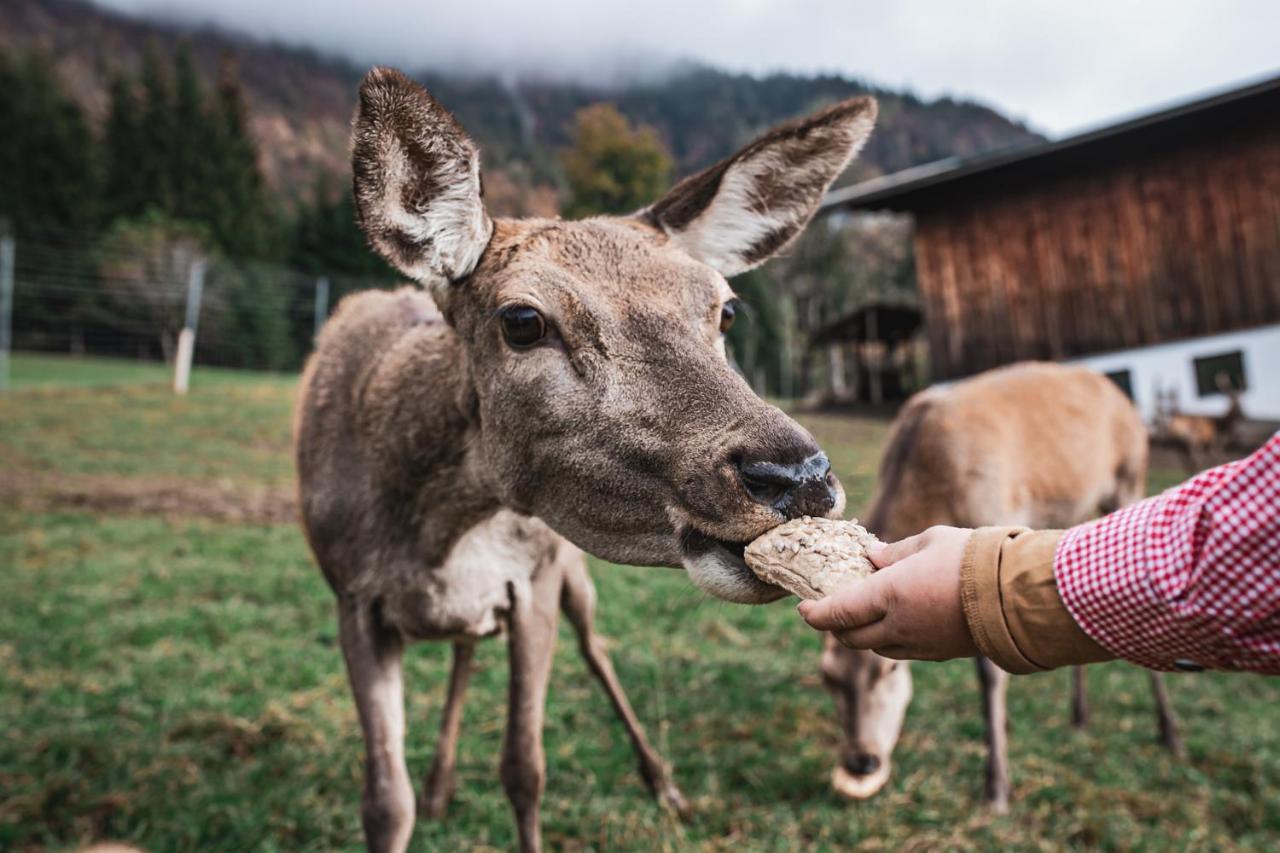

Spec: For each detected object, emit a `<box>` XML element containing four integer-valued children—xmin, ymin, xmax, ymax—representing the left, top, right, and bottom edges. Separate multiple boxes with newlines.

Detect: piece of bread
<box><xmin>744</xmin><ymin>516</ymin><xmax>880</xmax><ymax>600</ymax></box>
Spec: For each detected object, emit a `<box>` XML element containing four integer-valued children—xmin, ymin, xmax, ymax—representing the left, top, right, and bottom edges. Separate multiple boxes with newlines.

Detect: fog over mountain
<box><xmin>92</xmin><ymin>0</ymin><xmax>1280</xmax><ymax>136</ymax></box>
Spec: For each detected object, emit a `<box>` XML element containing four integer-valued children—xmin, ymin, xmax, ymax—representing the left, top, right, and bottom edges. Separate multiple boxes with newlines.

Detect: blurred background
<box><xmin>1</xmin><ymin>1</ymin><xmax>1277</xmax><ymax>850</ymax></box>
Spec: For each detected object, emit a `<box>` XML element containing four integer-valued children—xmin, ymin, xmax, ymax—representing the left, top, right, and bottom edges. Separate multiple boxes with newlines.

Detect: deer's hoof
<box><xmin>661</xmin><ymin>781</ymin><xmax>693</xmax><ymax>821</ymax></box>
<box><xmin>419</xmin><ymin>776</ymin><xmax>456</xmax><ymax>820</ymax></box>
<box><xmin>1160</xmin><ymin>734</ymin><xmax>1187</xmax><ymax>760</ymax></box>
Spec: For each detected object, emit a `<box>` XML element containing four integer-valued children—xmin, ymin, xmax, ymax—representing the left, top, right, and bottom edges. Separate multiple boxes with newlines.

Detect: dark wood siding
<box><xmin>912</xmin><ymin>110</ymin><xmax>1280</xmax><ymax>379</ymax></box>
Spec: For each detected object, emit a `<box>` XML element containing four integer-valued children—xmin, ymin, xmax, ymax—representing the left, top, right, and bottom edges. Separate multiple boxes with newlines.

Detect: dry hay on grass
<box><xmin>0</xmin><ymin>470</ymin><xmax>297</xmax><ymax>524</ymax></box>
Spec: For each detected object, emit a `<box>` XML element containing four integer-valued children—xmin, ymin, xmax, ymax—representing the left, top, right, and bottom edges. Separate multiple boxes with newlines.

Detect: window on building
<box><xmin>1104</xmin><ymin>369</ymin><xmax>1134</xmax><ymax>400</ymax></box>
<box><xmin>1193</xmin><ymin>351</ymin><xmax>1247</xmax><ymax>397</ymax></box>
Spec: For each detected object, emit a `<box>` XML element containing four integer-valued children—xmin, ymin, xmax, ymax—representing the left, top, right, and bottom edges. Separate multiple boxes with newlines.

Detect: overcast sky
<box><xmin>96</xmin><ymin>0</ymin><xmax>1280</xmax><ymax>136</ymax></box>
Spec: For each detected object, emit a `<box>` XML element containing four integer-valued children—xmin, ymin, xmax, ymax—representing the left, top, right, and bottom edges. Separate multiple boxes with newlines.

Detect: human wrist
<box><xmin>960</xmin><ymin>526</ymin><xmax>1042</xmax><ymax>674</ymax></box>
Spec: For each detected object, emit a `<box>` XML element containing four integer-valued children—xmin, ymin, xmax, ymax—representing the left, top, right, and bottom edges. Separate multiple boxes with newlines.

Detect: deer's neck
<box><xmin>359</xmin><ymin>323</ymin><xmax>502</xmax><ymax>564</ymax></box>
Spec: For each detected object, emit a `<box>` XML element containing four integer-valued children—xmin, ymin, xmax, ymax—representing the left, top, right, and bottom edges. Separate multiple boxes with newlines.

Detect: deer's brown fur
<box><xmin>1166</xmin><ymin>388</ymin><xmax>1245</xmax><ymax>472</ymax></box>
<box><xmin>821</xmin><ymin>362</ymin><xmax>1182</xmax><ymax>810</ymax></box>
<box><xmin>295</xmin><ymin>67</ymin><xmax>875</xmax><ymax>852</ymax></box>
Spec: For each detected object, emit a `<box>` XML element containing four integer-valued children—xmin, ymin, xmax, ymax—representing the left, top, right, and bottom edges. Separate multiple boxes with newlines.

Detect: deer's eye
<box><xmin>499</xmin><ymin>305</ymin><xmax>546</xmax><ymax>348</ymax></box>
<box><xmin>720</xmin><ymin>301</ymin><xmax>738</xmax><ymax>334</ymax></box>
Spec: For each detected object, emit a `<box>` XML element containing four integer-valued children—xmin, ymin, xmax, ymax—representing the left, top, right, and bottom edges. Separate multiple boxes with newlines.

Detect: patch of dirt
<box><xmin>0</xmin><ymin>470</ymin><xmax>297</xmax><ymax>524</ymax></box>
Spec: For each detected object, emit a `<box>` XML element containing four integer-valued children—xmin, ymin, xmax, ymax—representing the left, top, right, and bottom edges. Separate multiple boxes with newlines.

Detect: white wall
<box><xmin>1066</xmin><ymin>323</ymin><xmax>1280</xmax><ymax>422</ymax></box>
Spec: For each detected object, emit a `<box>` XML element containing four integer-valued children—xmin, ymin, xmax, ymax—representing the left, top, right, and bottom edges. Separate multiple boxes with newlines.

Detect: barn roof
<box><xmin>823</xmin><ymin>71</ymin><xmax>1280</xmax><ymax>213</ymax></box>
<box><xmin>807</xmin><ymin>302</ymin><xmax>922</xmax><ymax>348</ymax></box>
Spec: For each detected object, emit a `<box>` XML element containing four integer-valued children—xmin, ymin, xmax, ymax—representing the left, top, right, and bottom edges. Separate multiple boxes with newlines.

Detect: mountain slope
<box><xmin>1</xmin><ymin>0</ymin><xmax>1042</xmax><ymax>212</ymax></box>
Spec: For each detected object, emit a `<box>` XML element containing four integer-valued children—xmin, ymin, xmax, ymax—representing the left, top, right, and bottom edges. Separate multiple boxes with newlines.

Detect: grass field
<box><xmin>6</xmin><ymin>353</ymin><xmax>296</xmax><ymax>391</ymax></box>
<box><xmin>2</xmin><ymin>353</ymin><xmax>1277</xmax><ymax>851</ymax></box>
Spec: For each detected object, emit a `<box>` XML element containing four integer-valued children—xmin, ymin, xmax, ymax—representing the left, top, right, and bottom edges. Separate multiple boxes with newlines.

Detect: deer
<box><xmin>1165</xmin><ymin>374</ymin><xmax>1245</xmax><ymax>472</ymax></box>
<box><xmin>294</xmin><ymin>67</ymin><xmax>875</xmax><ymax>852</ymax></box>
<box><xmin>817</xmin><ymin>362</ymin><xmax>1183</xmax><ymax>812</ymax></box>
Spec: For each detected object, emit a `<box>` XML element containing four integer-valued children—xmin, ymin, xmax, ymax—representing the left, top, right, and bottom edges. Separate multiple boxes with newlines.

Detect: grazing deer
<box><xmin>1166</xmin><ymin>375</ymin><xmax>1245</xmax><ymax>472</ymax></box>
<box><xmin>295</xmin><ymin>67</ymin><xmax>874</xmax><ymax>852</ymax></box>
<box><xmin>818</xmin><ymin>363</ymin><xmax>1182</xmax><ymax>811</ymax></box>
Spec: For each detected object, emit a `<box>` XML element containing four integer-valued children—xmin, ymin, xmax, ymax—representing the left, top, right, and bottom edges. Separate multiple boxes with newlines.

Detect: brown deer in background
<box><xmin>819</xmin><ymin>363</ymin><xmax>1182</xmax><ymax>811</ymax></box>
<box><xmin>295</xmin><ymin>67</ymin><xmax>875</xmax><ymax>852</ymax></box>
<box><xmin>1164</xmin><ymin>374</ymin><xmax>1246</xmax><ymax>472</ymax></box>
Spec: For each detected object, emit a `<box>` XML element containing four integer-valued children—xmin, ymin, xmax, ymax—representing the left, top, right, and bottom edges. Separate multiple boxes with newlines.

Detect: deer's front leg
<box><xmin>975</xmin><ymin>656</ymin><xmax>1011</xmax><ymax>813</ymax></box>
<box><xmin>501</xmin><ymin>572</ymin><xmax>561</xmax><ymax>853</ymax></box>
<box><xmin>422</xmin><ymin>641</ymin><xmax>476</xmax><ymax>819</ymax></box>
<box><xmin>339</xmin><ymin>598</ymin><xmax>414</xmax><ymax>853</ymax></box>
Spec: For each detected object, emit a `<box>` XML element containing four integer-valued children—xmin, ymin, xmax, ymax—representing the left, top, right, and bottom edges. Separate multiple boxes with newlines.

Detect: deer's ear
<box><xmin>352</xmin><ymin>67</ymin><xmax>492</xmax><ymax>286</ymax></box>
<box><xmin>645</xmin><ymin>97</ymin><xmax>876</xmax><ymax>277</ymax></box>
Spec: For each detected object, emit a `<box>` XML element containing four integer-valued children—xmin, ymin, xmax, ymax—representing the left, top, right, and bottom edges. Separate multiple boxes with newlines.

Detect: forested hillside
<box><xmin>2</xmin><ymin>0</ymin><xmax>1041</xmax><ymax>209</ymax></box>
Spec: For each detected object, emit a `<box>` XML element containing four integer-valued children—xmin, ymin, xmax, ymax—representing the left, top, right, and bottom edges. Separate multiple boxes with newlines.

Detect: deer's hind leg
<box><xmin>975</xmin><ymin>656</ymin><xmax>1011</xmax><ymax>813</ymax></box>
<box><xmin>501</xmin><ymin>566</ymin><xmax>562</xmax><ymax>853</ymax></box>
<box><xmin>1148</xmin><ymin>671</ymin><xmax>1185</xmax><ymax>757</ymax></box>
<box><xmin>1071</xmin><ymin>666</ymin><xmax>1090</xmax><ymax>729</ymax></box>
<box><xmin>338</xmin><ymin>598</ymin><xmax>415</xmax><ymax>853</ymax></box>
<box><xmin>560</xmin><ymin>556</ymin><xmax>690</xmax><ymax>819</ymax></box>
<box><xmin>422</xmin><ymin>641</ymin><xmax>476</xmax><ymax>819</ymax></box>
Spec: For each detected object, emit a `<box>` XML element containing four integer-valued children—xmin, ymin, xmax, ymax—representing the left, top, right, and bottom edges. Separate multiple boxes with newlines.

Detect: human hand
<box><xmin>796</xmin><ymin>525</ymin><xmax>978</xmax><ymax>661</ymax></box>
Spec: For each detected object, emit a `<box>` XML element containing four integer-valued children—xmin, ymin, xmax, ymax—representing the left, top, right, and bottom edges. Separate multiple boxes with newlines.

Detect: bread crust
<box><xmin>744</xmin><ymin>516</ymin><xmax>879</xmax><ymax>600</ymax></box>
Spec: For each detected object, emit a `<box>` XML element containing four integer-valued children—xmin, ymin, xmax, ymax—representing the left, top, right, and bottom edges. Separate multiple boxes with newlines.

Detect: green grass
<box><xmin>6</xmin><ymin>352</ymin><xmax>294</xmax><ymax>391</ymax></box>
<box><xmin>1</xmin><ymin>366</ymin><xmax>1277</xmax><ymax>851</ymax></box>
<box><xmin>0</xmin><ymin>356</ymin><xmax>295</xmax><ymax>487</ymax></box>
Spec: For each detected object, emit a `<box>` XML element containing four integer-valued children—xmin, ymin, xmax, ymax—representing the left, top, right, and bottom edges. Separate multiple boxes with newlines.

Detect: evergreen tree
<box><xmin>170</xmin><ymin>43</ymin><xmax>215</xmax><ymax>224</ymax></box>
<box><xmin>102</xmin><ymin>72</ymin><xmax>148</xmax><ymax>223</ymax></box>
<box><xmin>207</xmin><ymin>56</ymin><xmax>274</xmax><ymax>259</ymax></box>
<box><xmin>288</xmin><ymin>175</ymin><xmax>395</xmax><ymax>278</ymax></box>
<box><xmin>726</xmin><ymin>269</ymin><xmax>788</xmax><ymax>396</ymax></box>
<box><xmin>0</xmin><ymin>50</ymin><xmax>100</xmax><ymax>239</ymax></box>
<box><xmin>0</xmin><ymin>49</ymin><xmax>103</xmax><ymax>353</ymax></box>
<box><xmin>136</xmin><ymin>41</ymin><xmax>175</xmax><ymax>215</ymax></box>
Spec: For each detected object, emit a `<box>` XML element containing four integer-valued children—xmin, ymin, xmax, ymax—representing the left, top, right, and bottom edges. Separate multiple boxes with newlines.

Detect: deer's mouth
<box><xmin>679</xmin><ymin>528</ymin><xmax>789</xmax><ymax>604</ymax></box>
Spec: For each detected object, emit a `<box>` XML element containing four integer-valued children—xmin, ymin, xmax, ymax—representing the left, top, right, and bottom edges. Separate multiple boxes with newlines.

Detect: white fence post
<box><xmin>173</xmin><ymin>258</ymin><xmax>206</xmax><ymax>395</ymax></box>
<box><xmin>0</xmin><ymin>233</ymin><xmax>14</xmax><ymax>393</ymax></box>
<box><xmin>313</xmin><ymin>276</ymin><xmax>330</xmax><ymax>339</ymax></box>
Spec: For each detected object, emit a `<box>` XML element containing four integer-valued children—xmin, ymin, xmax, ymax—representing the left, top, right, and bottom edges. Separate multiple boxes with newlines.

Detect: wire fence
<box><xmin>0</xmin><ymin>230</ymin><xmax>398</xmax><ymax>389</ymax></box>
<box><xmin>0</xmin><ymin>220</ymin><xmax>923</xmax><ymax>403</ymax></box>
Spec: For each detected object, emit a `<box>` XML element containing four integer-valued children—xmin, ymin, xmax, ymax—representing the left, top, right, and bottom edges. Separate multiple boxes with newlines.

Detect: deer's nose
<box><xmin>843</xmin><ymin>753</ymin><xmax>881</xmax><ymax>776</ymax></box>
<box><xmin>737</xmin><ymin>451</ymin><xmax>838</xmax><ymax>518</ymax></box>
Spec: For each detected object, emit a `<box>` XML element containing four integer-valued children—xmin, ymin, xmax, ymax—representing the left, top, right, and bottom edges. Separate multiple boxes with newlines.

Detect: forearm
<box><xmin>964</xmin><ymin>435</ymin><xmax>1280</xmax><ymax>675</ymax></box>
<box><xmin>961</xmin><ymin>527</ymin><xmax>1112</xmax><ymax>674</ymax></box>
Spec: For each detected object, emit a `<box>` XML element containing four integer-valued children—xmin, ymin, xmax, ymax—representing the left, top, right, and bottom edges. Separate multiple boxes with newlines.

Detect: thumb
<box><xmin>868</xmin><ymin>528</ymin><xmax>932</xmax><ymax>569</ymax></box>
<box><xmin>798</xmin><ymin>574</ymin><xmax>889</xmax><ymax>632</ymax></box>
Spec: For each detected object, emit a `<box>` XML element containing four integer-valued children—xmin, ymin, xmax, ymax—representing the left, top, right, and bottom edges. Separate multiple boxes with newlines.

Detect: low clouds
<box><xmin>95</xmin><ymin>0</ymin><xmax>1279</xmax><ymax>135</ymax></box>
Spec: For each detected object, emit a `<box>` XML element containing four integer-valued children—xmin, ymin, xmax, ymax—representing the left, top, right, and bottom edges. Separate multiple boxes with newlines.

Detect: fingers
<box><xmin>832</xmin><ymin>619</ymin><xmax>894</xmax><ymax>650</ymax></box>
<box><xmin>834</xmin><ymin>629</ymin><xmax>943</xmax><ymax>662</ymax></box>
<box><xmin>867</xmin><ymin>527</ymin><xmax>936</xmax><ymax>569</ymax></box>
<box><xmin>797</xmin><ymin>573</ymin><xmax>891</xmax><ymax>632</ymax></box>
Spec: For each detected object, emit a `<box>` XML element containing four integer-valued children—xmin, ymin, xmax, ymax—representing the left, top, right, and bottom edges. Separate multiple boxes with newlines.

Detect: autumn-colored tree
<box><xmin>95</xmin><ymin>212</ymin><xmax>224</xmax><ymax>363</ymax></box>
<box><xmin>562</xmin><ymin>103</ymin><xmax>672</xmax><ymax>218</ymax></box>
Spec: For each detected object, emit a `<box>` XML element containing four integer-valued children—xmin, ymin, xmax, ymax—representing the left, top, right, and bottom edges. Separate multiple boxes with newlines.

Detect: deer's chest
<box><xmin>375</xmin><ymin>510</ymin><xmax>555</xmax><ymax>641</ymax></box>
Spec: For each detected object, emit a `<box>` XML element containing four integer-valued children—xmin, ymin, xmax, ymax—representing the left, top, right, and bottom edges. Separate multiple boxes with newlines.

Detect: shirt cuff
<box><xmin>961</xmin><ymin>527</ymin><xmax>1113</xmax><ymax>674</ymax></box>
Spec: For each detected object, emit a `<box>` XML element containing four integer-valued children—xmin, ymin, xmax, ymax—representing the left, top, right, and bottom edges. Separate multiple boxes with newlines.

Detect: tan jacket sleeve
<box><xmin>960</xmin><ymin>526</ymin><xmax>1114</xmax><ymax>674</ymax></box>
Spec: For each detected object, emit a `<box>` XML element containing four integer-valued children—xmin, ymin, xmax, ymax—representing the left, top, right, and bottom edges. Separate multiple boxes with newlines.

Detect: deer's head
<box><xmin>821</xmin><ymin>639</ymin><xmax>913</xmax><ymax>799</ymax></box>
<box><xmin>351</xmin><ymin>68</ymin><xmax>876</xmax><ymax>603</ymax></box>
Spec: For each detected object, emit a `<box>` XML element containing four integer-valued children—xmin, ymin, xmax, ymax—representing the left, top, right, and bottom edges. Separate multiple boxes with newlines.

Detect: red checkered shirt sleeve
<box><xmin>1054</xmin><ymin>433</ymin><xmax>1280</xmax><ymax>674</ymax></box>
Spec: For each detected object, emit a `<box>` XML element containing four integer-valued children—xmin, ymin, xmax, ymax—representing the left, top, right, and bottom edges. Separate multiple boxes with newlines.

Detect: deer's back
<box><xmin>865</xmin><ymin>363</ymin><xmax>1146</xmax><ymax>539</ymax></box>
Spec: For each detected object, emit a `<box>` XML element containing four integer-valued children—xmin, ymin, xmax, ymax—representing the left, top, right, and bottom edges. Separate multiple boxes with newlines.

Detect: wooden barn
<box><xmin>822</xmin><ymin>73</ymin><xmax>1280</xmax><ymax>420</ymax></box>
